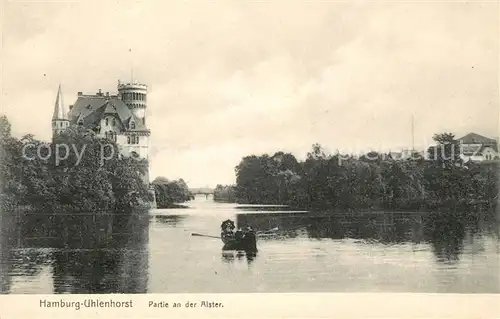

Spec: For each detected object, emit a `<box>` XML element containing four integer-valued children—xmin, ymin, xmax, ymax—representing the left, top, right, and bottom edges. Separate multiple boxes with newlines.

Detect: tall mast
<box><xmin>411</xmin><ymin>114</ymin><xmax>415</xmax><ymax>151</ymax></box>
<box><xmin>129</xmin><ymin>47</ymin><xmax>134</xmax><ymax>83</ymax></box>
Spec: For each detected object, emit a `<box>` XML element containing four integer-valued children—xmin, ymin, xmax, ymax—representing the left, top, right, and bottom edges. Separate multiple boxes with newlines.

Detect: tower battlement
<box><xmin>117</xmin><ymin>82</ymin><xmax>148</xmax><ymax>90</ymax></box>
<box><xmin>117</xmin><ymin>80</ymin><xmax>148</xmax><ymax>126</ymax></box>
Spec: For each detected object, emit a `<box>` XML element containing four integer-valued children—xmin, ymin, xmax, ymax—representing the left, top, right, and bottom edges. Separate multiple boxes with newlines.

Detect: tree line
<box><xmin>215</xmin><ymin>133</ymin><xmax>498</xmax><ymax>212</ymax></box>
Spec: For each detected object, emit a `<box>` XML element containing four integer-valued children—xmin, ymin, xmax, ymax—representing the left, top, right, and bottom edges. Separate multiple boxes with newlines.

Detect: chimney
<box><xmin>98</xmin><ymin>89</ymin><xmax>102</xmax><ymax>96</ymax></box>
<box><xmin>78</xmin><ymin>92</ymin><xmax>83</xmax><ymax>96</ymax></box>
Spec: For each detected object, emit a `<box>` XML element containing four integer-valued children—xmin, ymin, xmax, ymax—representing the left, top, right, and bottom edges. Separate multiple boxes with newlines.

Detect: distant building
<box><xmin>458</xmin><ymin>133</ymin><xmax>499</xmax><ymax>162</ymax></box>
<box><xmin>388</xmin><ymin>149</ymin><xmax>423</xmax><ymax>161</ymax></box>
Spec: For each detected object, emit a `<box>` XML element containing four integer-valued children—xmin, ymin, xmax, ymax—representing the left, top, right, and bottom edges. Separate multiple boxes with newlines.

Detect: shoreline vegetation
<box><xmin>151</xmin><ymin>176</ymin><xmax>193</xmax><ymax>209</ymax></box>
<box><xmin>0</xmin><ymin>115</ymin><xmax>153</xmax><ymax>214</ymax></box>
<box><xmin>1</xmin><ymin>113</ymin><xmax>498</xmax><ymax>217</ymax></box>
<box><xmin>215</xmin><ymin>134</ymin><xmax>499</xmax><ymax>215</ymax></box>
<box><xmin>0</xmin><ymin>115</ymin><xmax>193</xmax><ymax>215</ymax></box>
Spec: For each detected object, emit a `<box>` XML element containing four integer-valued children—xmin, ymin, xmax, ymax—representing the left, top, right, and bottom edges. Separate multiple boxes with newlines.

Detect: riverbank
<box><xmin>158</xmin><ymin>203</ymin><xmax>190</xmax><ymax>209</ymax></box>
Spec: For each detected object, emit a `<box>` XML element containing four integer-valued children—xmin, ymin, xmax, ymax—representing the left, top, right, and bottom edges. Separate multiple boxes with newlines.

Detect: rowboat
<box><xmin>220</xmin><ymin>219</ymin><xmax>258</xmax><ymax>252</ymax></box>
<box><xmin>221</xmin><ymin>230</ymin><xmax>257</xmax><ymax>252</ymax></box>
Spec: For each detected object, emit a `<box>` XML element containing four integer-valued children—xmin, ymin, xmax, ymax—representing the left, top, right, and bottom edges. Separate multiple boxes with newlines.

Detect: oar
<box><xmin>191</xmin><ymin>226</ymin><xmax>279</xmax><ymax>239</ymax></box>
<box><xmin>257</xmin><ymin>227</ymin><xmax>279</xmax><ymax>234</ymax></box>
<box><xmin>191</xmin><ymin>233</ymin><xmax>220</xmax><ymax>239</ymax></box>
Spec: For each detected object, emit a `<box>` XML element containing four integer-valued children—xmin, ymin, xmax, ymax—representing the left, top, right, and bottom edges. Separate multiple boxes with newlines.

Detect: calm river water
<box><xmin>1</xmin><ymin>195</ymin><xmax>499</xmax><ymax>293</ymax></box>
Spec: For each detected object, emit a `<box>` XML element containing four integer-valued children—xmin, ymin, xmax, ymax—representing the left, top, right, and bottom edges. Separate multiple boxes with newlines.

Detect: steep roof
<box><xmin>68</xmin><ymin>95</ymin><xmax>148</xmax><ymax>132</ymax></box>
<box><xmin>458</xmin><ymin>133</ymin><xmax>497</xmax><ymax>145</ymax></box>
<box><xmin>52</xmin><ymin>85</ymin><xmax>68</xmax><ymax>121</ymax></box>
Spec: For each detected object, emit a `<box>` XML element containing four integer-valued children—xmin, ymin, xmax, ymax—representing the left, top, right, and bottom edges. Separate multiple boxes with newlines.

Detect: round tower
<box><xmin>117</xmin><ymin>80</ymin><xmax>148</xmax><ymax>126</ymax></box>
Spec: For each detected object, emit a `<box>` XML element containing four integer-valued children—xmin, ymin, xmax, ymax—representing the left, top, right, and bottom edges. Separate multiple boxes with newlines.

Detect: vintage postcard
<box><xmin>0</xmin><ymin>0</ymin><xmax>499</xmax><ymax>318</ymax></box>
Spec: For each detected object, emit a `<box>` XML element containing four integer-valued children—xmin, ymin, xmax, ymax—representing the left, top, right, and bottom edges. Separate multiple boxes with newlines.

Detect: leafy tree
<box><xmin>214</xmin><ymin>184</ymin><xmax>237</xmax><ymax>203</ymax></box>
<box><xmin>152</xmin><ymin>177</ymin><xmax>192</xmax><ymax>208</ymax></box>
<box><xmin>427</xmin><ymin>133</ymin><xmax>463</xmax><ymax>168</ymax></box>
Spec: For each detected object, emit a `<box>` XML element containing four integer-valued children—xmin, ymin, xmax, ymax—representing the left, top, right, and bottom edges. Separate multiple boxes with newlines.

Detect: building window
<box><xmin>112</xmin><ymin>118</ymin><xmax>116</xmax><ymax>126</ymax></box>
<box><xmin>106</xmin><ymin>131</ymin><xmax>116</xmax><ymax>142</ymax></box>
<box><xmin>129</xmin><ymin>135</ymin><xmax>139</xmax><ymax>144</ymax></box>
<box><xmin>130</xmin><ymin>121</ymin><xmax>136</xmax><ymax>129</ymax></box>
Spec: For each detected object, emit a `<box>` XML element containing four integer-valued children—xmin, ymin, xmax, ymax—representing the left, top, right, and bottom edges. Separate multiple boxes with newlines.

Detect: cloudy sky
<box><xmin>2</xmin><ymin>0</ymin><xmax>498</xmax><ymax>187</ymax></box>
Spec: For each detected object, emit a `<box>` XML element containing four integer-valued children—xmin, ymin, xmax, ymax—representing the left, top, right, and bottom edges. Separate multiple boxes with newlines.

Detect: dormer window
<box><xmin>78</xmin><ymin>119</ymin><xmax>84</xmax><ymax>125</ymax></box>
<box><xmin>130</xmin><ymin>121</ymin><xmax>136</xmax><ymax>129</ymax></box>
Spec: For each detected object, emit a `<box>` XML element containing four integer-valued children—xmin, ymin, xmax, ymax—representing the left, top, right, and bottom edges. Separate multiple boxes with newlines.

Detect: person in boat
<box><xmin>234</xmin><ymin>228</ymin><xmax>244</xmax><ymax>241</ymax></box>
<box><xmin>220</xmin><ymin>219</ymin><xmax>236</xmax><ymax>243</ymax></box>
<box><xmin>243</xmin><ymin>226</ymin><xmax>257</xmax><ymax>252</ymax></box>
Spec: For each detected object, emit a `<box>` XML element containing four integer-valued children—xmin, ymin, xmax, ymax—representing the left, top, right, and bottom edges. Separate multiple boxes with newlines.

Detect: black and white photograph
<box><xmin>0</xmin><ymin>0</ymin><xmax>499</xmax><ymax>301</ymax></box>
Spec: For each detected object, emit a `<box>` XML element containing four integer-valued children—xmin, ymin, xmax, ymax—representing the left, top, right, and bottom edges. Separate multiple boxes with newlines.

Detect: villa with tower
<box><xmin>51</xmin><ymin>79</ymin><xmax>156</xmax><ymax>206</ymax></box>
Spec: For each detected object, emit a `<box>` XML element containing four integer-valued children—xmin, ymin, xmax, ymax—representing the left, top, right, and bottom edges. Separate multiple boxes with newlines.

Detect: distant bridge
<box><xmin>190</xmin><ymin>188</ymin><xmax>214</xmax><ymax>199</ymax></box>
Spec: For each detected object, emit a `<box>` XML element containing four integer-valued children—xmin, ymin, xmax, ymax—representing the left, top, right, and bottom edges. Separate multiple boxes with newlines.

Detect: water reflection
<box><xmin>424</xmin><ymin>214</ymin><xmax>465</xmax><ymax>264</ymax></box>
<box><xmin>236</xmin><ymin>208</ymin><xmax>498</xmax><ymax>264</ymax></box>
<box><xmin>1</xmin><ymin>202</ymin><xmax>499</xmax><ymax>293</ymax></box>
<box><xmin>221</xmin><ymin>251</ymin><xmax>257</xmax><ymax>266</ymax></box>
<box><xmin>153</xmin><ymin>214</ymin><xmax>185</xmax><ymax>227</ymax></box>
<box><xmin>0</xmin><ymin>209</ymin><xmax>149</xmax><ymax>294</ymax></box>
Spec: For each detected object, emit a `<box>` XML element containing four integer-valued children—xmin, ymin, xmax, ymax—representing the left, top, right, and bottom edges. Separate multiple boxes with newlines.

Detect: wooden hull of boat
<box><xmin>222</xmin><ymin>234</ymin><xmax>257</xmax><ymax>252</ymax></box>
